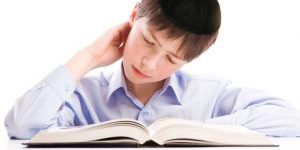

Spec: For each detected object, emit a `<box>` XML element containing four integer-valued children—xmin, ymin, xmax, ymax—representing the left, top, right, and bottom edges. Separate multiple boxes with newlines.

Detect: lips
<box><xmin>132</xmin><ymin>65</ymin><xmax>151</xmax><ymax>78</ymax></box>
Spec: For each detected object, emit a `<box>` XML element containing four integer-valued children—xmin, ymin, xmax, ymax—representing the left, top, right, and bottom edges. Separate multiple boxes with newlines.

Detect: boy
<box><xmin>5</xmin><ymin>0</ymin><xmax>300</xmax><ymax>139</ymax></box>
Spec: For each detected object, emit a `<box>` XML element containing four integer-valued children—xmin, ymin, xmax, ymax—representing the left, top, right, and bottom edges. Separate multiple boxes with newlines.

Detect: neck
<box><xmin>126</xmin><ymin>79</ymin><xmax>165</xmax><ymax>105</ymax></box>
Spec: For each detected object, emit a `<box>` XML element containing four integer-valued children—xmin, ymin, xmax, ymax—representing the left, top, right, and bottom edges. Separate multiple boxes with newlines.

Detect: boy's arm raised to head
<box><xmin>65</xmin><ymin>21</ymin><xmax>131</xmax><ymax>82</ymax></box>
<box><xmin>4</xmin><ymin>22</ymin><xmax>131</xmax><ymax>139</ymax></box>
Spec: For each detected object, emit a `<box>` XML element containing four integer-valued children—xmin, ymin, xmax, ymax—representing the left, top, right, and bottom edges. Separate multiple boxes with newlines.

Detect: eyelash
<box><xmin>143</xmin><ymin>36</ymin><xmax>154</xmax><ymax>46</ymax></box>
<box><xmin>143</xmin><ymin>36</ymin><xmax>177</xmax><ymax>64</ymax></box>
<box><xmin>167</xmin><ymin>56</ymin><xmax>177</xmax><ymax>64</ymax></box>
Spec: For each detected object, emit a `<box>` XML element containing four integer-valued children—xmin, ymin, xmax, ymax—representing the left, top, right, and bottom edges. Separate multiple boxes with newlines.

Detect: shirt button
<box><xmin>141</xmin><ymin>111</ymin><xmax>149</xmax><ymax>117</ymax></box>
<box><xmin>65</xmin><ymin>88</ymin><xmax>72</xmax><ymax>94</ymax></box>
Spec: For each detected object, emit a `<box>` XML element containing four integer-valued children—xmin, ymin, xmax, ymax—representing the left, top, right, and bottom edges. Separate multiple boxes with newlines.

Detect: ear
<box><xmin>129</xmin><ymin>4</ymin><xmax>139</xmax><ymax>28</ymax></box>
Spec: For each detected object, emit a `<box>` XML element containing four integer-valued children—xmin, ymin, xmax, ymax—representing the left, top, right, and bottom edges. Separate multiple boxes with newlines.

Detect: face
<box><xmin>122</xmin><ymin>17</ymin><xmax>187</xmax><ymax>85</ymax></box>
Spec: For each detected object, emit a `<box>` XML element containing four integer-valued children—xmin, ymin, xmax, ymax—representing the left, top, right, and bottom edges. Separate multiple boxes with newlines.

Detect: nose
<box><xmin>141</xmin><ymin>54</ymin><xmax>161</xmax><ymax>71</ymax></box>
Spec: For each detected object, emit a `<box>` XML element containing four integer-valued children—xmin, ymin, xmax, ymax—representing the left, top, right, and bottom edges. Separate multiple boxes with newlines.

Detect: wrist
<box><xmin>65</xmin><ymin>50</ymin><xmax>96</xmax><ymax>82</ymax></box>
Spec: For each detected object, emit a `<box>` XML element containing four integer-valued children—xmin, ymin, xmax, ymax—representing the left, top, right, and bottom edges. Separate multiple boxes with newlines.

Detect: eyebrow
<box><xmin>145</xmin><ymin>27</ymin><xmax>162</xmax><ymax>47</ymax></box>
<box><xmin>169</xmin><ymin>52</ymin><xmax>183</xmax><ymax>60</ymax></box>
<box><xmin>144</xmin><ymin>27</ymin><xmax>184</xmax><ymax>60</ymax></box>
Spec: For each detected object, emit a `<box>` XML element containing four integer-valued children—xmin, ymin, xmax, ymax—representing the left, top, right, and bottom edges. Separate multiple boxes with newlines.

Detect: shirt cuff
<box><xmin>44</xmin><ymin>65</ymin><xmax>77</xmax><ymax>101</ymax></box>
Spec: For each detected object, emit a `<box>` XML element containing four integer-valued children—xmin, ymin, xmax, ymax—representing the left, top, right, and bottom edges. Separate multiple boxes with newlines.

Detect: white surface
<box><xmin>1</xmin><ymin>0</ymin><xmax>300</xmax><ymax>141</ymax></box>
<box><xmin>1</xmin><ymin>138</ymin><xmax>300</xmax><ymax>150</ymax></box>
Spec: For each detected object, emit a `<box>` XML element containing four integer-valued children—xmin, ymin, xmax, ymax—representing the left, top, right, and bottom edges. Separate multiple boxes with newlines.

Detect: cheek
<box><xmin>156</xmin><ymin>66</ymin><xmax>179</xmax><ymax>79</ymax></box>
<box><xmin>123</xmin><ymin>36</ymin><xmax>138</xmax><ymax>60</ymax></box>
<box><xmin>123</xmin><ymin>35</ymin><xmax>145</xmax><ymax>62</ymax></box>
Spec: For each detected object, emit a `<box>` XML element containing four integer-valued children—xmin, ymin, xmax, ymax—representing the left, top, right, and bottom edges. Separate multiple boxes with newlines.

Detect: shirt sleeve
<box><xmin>4</xmin><ymin>65</ymin><xmax>77</xmax><ymax>139</ymax></box>
<box><xmin>205</xmin><ymin>84</ymin><xmax>300</xmax><ymax>137</ymax></box>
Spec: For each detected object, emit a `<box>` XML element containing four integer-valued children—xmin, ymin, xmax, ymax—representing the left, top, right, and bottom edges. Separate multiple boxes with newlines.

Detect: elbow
<box><xmin>5</xmin><ymin>111</ymin><xmax>38</xmax><ymax>140</ymax></box>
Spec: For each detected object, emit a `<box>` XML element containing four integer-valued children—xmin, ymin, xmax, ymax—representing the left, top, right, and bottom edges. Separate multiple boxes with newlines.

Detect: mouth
<box><xmin>131</xmin><ymin>65</ymin><xmax>151</xmax><ymax>78</ymax></box>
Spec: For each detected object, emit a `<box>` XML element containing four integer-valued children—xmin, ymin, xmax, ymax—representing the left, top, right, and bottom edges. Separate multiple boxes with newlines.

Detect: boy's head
<box><xmin>136</xmin><ymin>0</ymin><xmax>221</xmax><ymax>62</ymax></box>
<box><xmin>122</xmin><ymin>0</ymin><xmax>221</xmax><ymax>84</ymax></box>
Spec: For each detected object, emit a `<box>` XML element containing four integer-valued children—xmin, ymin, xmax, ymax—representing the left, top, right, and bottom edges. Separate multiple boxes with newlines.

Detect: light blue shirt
<box><xmin>5</xmin><ymin>63</ymin><xmax>300</xmax><ymax>139</ymax></box>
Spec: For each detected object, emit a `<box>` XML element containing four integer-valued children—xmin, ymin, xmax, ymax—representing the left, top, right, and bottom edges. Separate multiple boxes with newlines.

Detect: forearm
<box><xmin>65</xmin><ymin>49</ymin><xmax>96</xmax><ymax>82</ymax></box>
<box><xmin>207</xmin><ymin>84</ymin><xmax>300</xmax><ymax>136</ymax></box>
<box><xmin>205</xmin><ymin>104</ymin><xmax>300</xmax><ymax>137</ymax></box>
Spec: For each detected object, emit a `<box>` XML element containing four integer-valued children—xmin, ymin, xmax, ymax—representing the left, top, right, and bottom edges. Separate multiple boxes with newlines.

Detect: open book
<box><xmin>24</xmin><ymin>118</ymin><xmax>277</xmax><ymax>147</ymax></box>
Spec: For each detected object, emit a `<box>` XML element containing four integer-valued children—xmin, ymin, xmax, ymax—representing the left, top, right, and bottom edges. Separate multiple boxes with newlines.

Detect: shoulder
<box><xmin>175</xmin><ymin>70</ymin><xmax>231</xmax><ymax>89</ymax></box>
<box><xmin>76</xmin><ymin>69</ymin><xmax>114</xmax><ymax>92</ymax></box>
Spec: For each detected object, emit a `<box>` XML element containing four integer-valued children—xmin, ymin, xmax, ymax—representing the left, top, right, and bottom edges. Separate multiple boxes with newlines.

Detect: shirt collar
<box><xmin>105</xmin><ymin>63</ymin><xmax>185</xmax><ymax>104</ymax></box>
<box><xmin>161</xmin><ymin>72</ymin><xmax>185</xmax><ymax>104</ymax></box>
<box><xmin>105</xmin><ymin>63</ymin><xmax>129</xmax><ymax>103</ymax></box>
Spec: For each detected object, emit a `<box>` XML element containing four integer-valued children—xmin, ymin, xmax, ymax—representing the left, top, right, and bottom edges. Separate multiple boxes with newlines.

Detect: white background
<box><xmin>0</xmin><ymin>0</ymin><xmax>299</xmax><ymax>140</ymax></box>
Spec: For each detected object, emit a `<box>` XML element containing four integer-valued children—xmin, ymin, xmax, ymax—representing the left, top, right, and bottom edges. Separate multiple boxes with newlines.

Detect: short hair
<box><xmin>136</xmin><ymin>0</ymin><xmax>221</xmax><ymax>62</ymax></box>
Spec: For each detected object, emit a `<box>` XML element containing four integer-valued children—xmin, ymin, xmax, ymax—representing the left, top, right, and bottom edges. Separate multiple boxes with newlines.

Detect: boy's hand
<box><xmin>86</xmin><ymin>22</ymin><xmax>131</xmax><ymax>68</ymax></box>
<box><xmin>65</xmin><ymin>21</ymin><xmax>131</xmax><ymax>82</ymax></box>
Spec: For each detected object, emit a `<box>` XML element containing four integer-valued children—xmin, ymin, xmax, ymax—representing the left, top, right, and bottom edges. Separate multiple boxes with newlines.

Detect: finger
<box><xmin>119</xmin><ymin>40</ymin><xmax>126</xmax><ymax>52</ymax></box>
<box><xmin>112</xmin><ymin>21</ymin><xmax>131</xmax><ymax>45</ymax></box>
<box><xmin>118</xmin><ymin>21</ymin><xmax>131</xmax><ymax>43</ymax></box>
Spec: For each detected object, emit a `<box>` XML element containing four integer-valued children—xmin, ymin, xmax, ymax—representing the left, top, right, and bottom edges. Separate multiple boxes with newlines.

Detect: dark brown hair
<box><xmin>137</xmin><ymin>0</ymin><xmax>221</xmax><ymax>62</ymax></box>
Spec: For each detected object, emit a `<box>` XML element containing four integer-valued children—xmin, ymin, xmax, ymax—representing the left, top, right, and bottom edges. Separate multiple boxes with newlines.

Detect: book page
<box><xmin>28</xmin><ymin>119</ymin><xmax>150</xmax><ymax>145</ymax></box>
<box><xmin>148</xmin><ymin>118</ymin><xmax>273</xmax><ymax>146</ymax></box>
<box><xmin>148</xmin><ymin>118</ymin><xmax>205</xmax><ymax>136</ymax></box>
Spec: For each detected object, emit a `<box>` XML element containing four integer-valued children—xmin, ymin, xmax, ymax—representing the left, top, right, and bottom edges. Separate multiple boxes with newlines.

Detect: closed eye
<box><xmin>167</xmin><ymin>55</ymin><xmax>177</xmax><ymax>64</ymax></box>
<box><xmin>142</xmin><ymin>34</ymin><xmax>155</xmax><ymax>45</ymax></box>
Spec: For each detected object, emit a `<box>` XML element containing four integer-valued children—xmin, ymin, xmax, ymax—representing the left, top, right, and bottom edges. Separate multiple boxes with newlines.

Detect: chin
<box><xmin>126</xmin><ymin>75</ymin><xmax>152</xmax><ymax>84</ymax></box>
